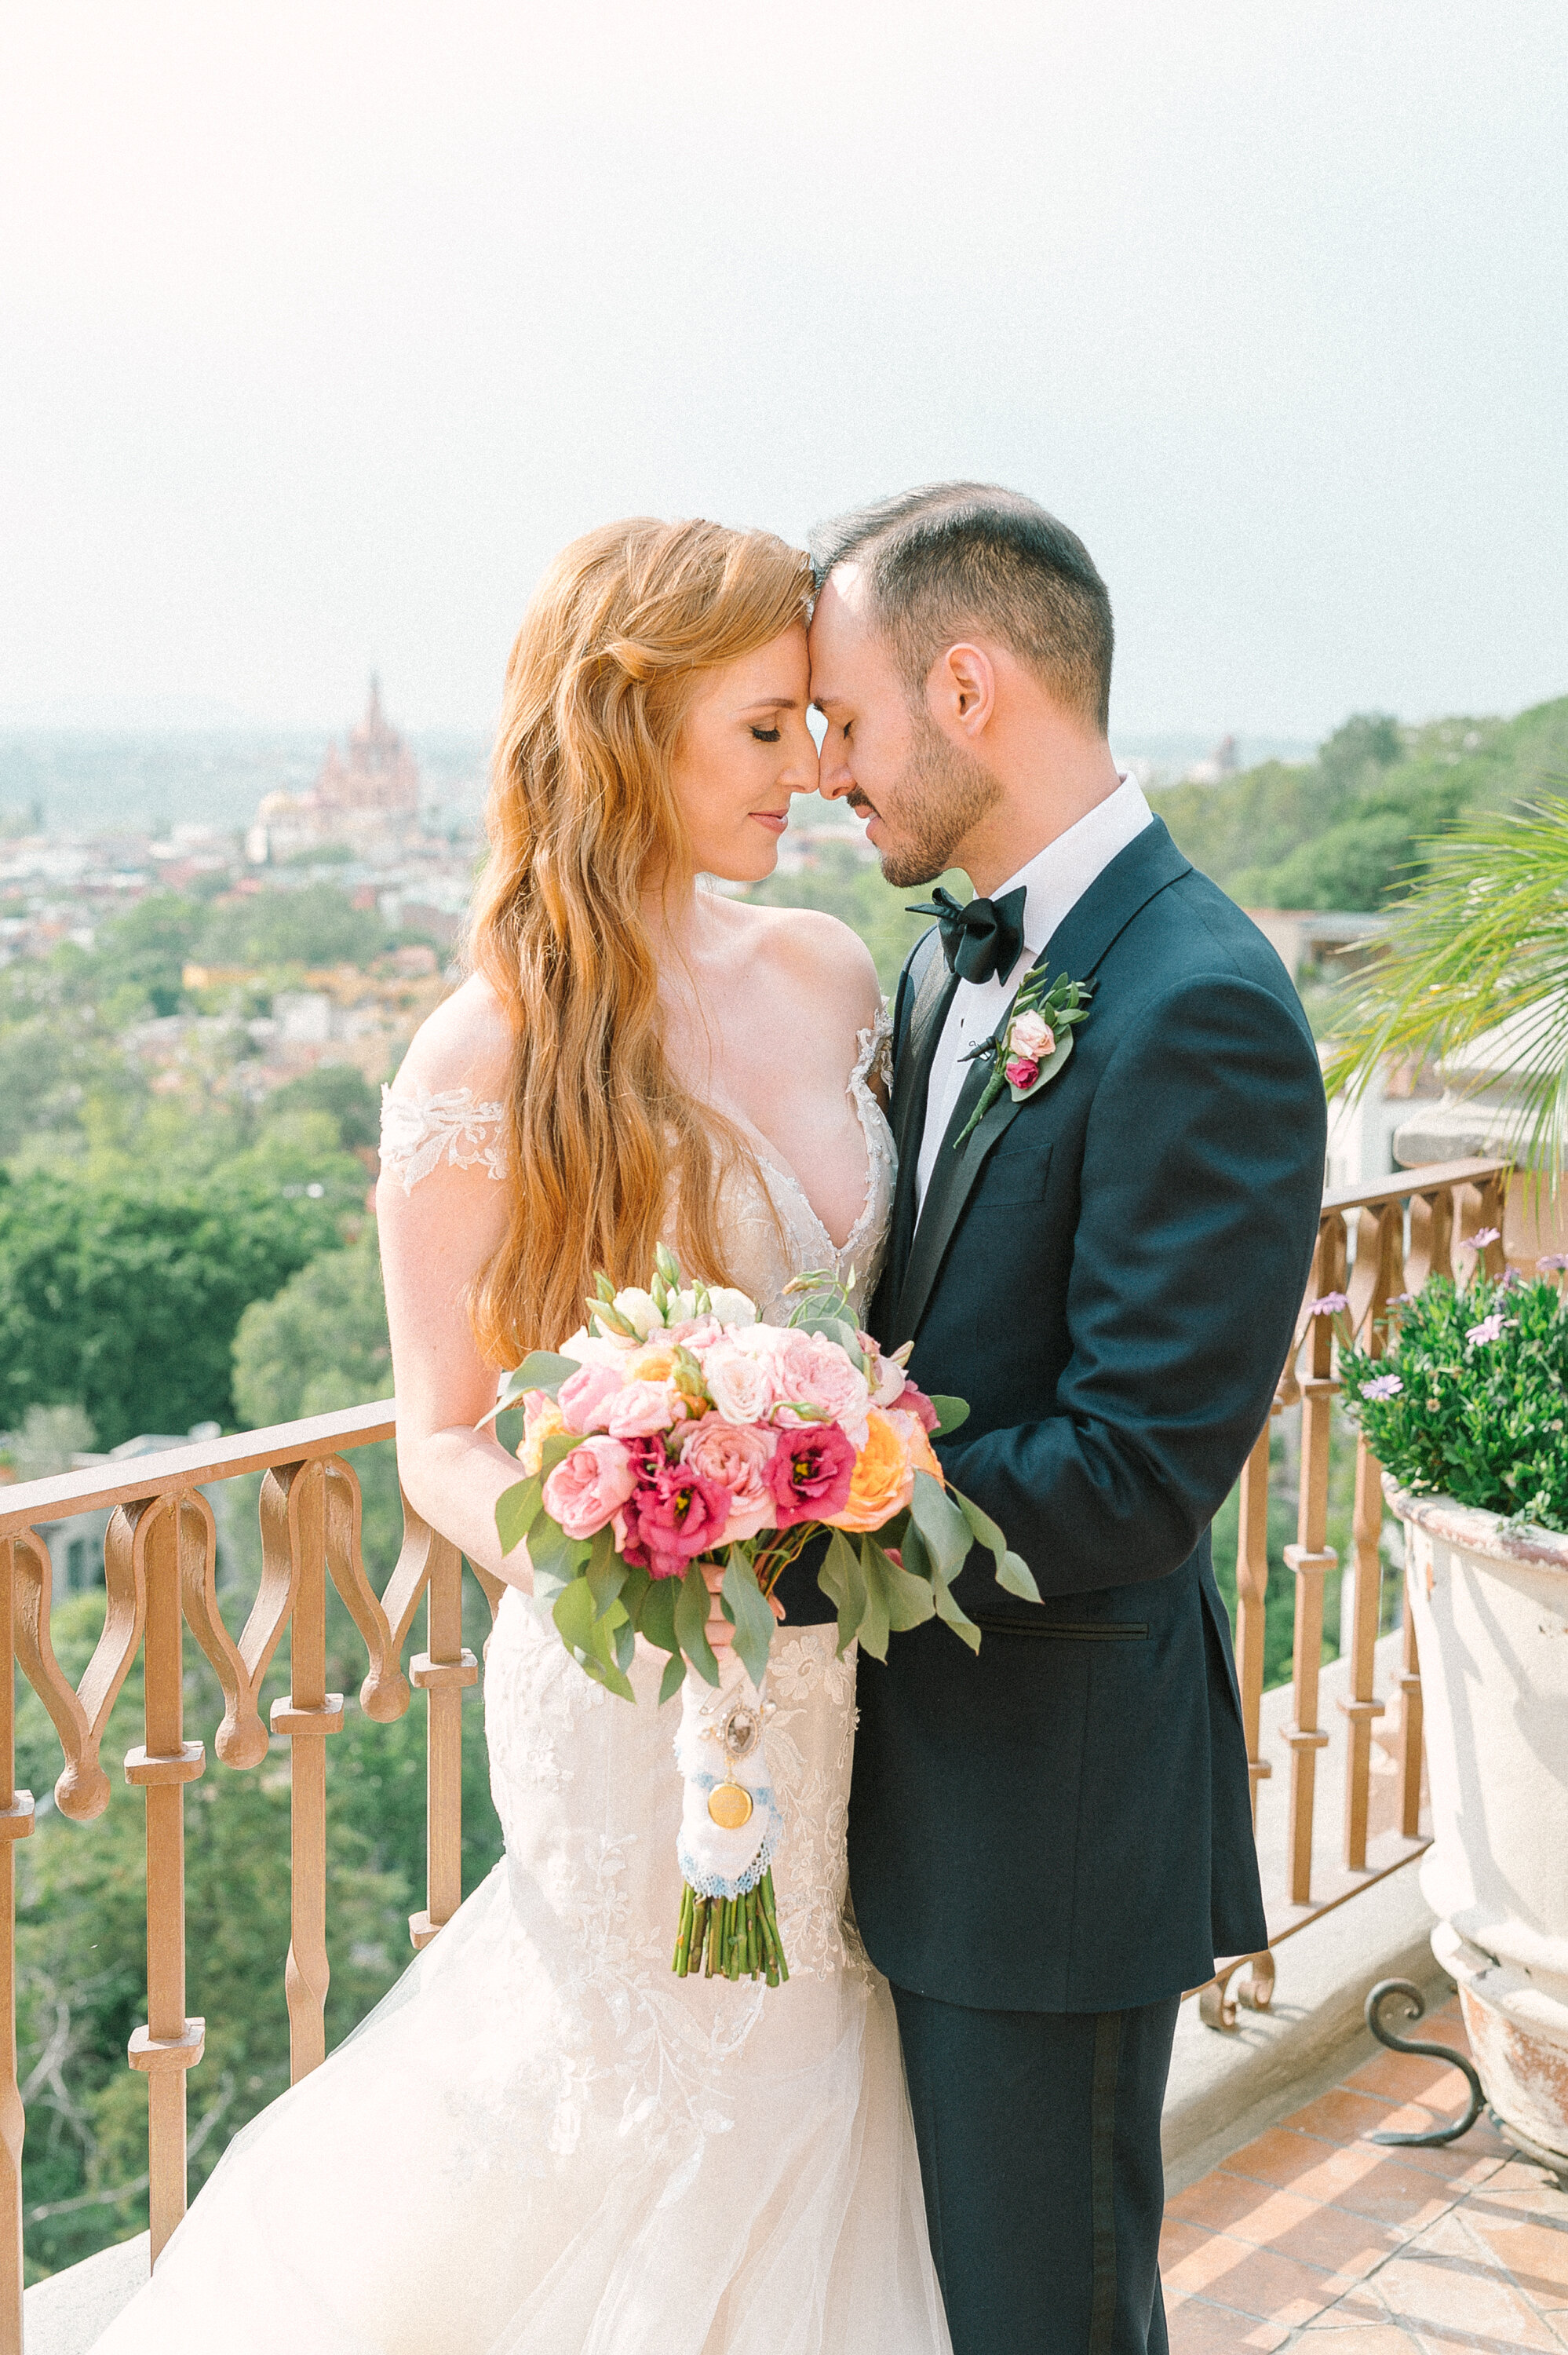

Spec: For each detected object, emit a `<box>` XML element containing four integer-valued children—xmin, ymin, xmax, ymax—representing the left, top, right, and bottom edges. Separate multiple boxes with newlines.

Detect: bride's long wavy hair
<box><xmin>467</xmin><ymin>517</ymin><xmax>815</xmax><ymax>1368</ymax></box>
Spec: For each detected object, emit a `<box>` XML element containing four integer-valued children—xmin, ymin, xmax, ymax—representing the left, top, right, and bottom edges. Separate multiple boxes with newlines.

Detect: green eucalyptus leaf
<box><xmin>720</xmin><ymin>1548</ymin><xmax>776</xmax><ymax>1690</ymax></box>
<box><xmin>552</xmin><ymin>1573</ymin><xmax>596</xmax><ymax>1656</ymax></box>
<box><xmin>854</xmin><ymin>1538</ymin><xmax>892</xmax><ymax>1661</ymax></box>
<box><xmin>950</xmin><ymin>1484</ymin><xmax>1040</xmax><ymax>1601</ymax></box>
<box><xmin>932</xmin><ymin>1575</ymin><xmax>982</xmax><ymax>1654</ymax></box>
<box><xmin>819</xmin><ymin>1528</ymin><xmax>867</xmax><ymax>1657</ymax></box>
<box><xmin>997</xmin><ymin>1550</ymin><xmax>1041</xmax><ymax>1601</ymax></box>
<box><xmin>899</xmin><ymin>1521</ymin><xmax>933</xmax><ymax>1585</ymax></box>
<box><xmin>528</xmin><ymin>1517</ymin><xmax>587</xmax><ymax>1590</ymax></box>
<box><xmin>658</xmin><ymin>1651</ymin><xmax>687</xmax><ymax>1705</ymax></box>
<box><xmin>910</xmin><ymin>1470</ymin><xmax>973</xmax><ymax>1583</ymax></box>
<box><xmin>675</xmin><ymin>1560</ymin><xmax>720</xmax><ymax>1688</ymax></box>
<box><xmin>925</xmin><ymin>1396</ymin><xmax>970</xmax><ymax>1437</ymax></box>
<box><xmin>495</xmin><ymin>1475</ymin><xmax>542</xmax><ymax>1558</ymax></box>
<box><xmin>585</xmin><ymin>1527</ymin><xmax>627</xmax><ymax>1620</ymax></box>
<box><xmin>640</xmin><ymin>1575</ymin><xmax>678</xmax><ymax>1657</ymax></box>
<box><xmin>862</xmin><ymin>1535</ymin><xmax>937</xmax><ymax>1632</ymax></box>
<box><xmin>539</xmin><ymin>1431</ymin><xmax>580</xmax><ymax>1479</ymax></box>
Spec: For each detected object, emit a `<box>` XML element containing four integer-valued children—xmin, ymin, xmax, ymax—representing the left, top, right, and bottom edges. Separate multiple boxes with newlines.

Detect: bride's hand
<box><xmin>701</xmin><ymin>1558</ymin><xmax>734</xmax><ymax>1652</ymax></box>
<box><xmin>701</xmin><ymin>1558</ymin><xmax>786</xmax><ymax>1658</ymax></box>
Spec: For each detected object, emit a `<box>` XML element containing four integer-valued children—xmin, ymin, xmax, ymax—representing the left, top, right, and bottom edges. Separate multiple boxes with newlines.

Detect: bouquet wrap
<box><xmin>494</xmin><ymin>1251</ymin><xmax>1037</xmax><ymax>1993</ymax></box>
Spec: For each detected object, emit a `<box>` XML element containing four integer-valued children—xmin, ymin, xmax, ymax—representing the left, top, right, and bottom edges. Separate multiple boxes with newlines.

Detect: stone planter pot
<box><xmin>1388</xmin><ymin>1480</ymin><xmax>1568</xmax><ymax>2165</ymax></box>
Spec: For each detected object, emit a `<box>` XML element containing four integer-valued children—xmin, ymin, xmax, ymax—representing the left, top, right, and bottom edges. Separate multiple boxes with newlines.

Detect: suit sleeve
<box><xmin>938</xmin><ymin>973</ymin><xmax>1327</xmax><ymax>1597</ymax></box>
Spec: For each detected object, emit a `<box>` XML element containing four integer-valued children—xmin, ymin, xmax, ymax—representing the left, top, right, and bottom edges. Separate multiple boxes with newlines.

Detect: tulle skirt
<box><xmin>92</xmin><ymin>1595</ymin><xmax>950</xmax><ymax>2354</ymax></box>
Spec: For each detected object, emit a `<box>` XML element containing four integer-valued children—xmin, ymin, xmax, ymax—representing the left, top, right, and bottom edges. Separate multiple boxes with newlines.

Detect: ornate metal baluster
<box><xmin>0</xmin><ymin>1538</ymin><xmax>37</xmax><ymax>2351</ymax></box>
<box><xmin>123</xmin><ymin>1498</ymin><xmax>206</xmax><ymax>2262</ymax></box>
<box><xmin>1282</xmin><ymin>1214</ymin><xmax>1344</xmax><ymax>1905</ymax></box>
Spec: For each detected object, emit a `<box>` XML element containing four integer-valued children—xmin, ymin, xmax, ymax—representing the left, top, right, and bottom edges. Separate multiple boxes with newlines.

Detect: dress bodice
<box><xmin>379</xmin><ymin>1010</ymin><xmax>895</xmax><ymax>1324</ymax></box>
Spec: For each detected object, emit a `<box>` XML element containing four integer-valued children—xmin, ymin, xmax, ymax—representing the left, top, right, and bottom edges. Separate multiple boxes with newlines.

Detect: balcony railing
<box><xmin>1203</xmin><ymin>1152</ymin><xmax>1509</xmax><ymax>2026</ymax></box>
<box><xmin>0</xmin><ymin>1403</ymin><xmax>507</xmax><ymax>2350</ymax></box>
<box><xmin>0</xmin><ymin>1152</ymin><xmax>1513</xmax><ymax>2345</ymax></box>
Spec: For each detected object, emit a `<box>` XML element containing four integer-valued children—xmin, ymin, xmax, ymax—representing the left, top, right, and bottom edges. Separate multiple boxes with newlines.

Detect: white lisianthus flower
<box><xmin>612</xmin><ymin>1287</ymin><xmax>665</xmax><ymax>1338</ymax></box>
<box><xmin>706</xmin><ymin>1287</ymin><xmax>758</xmax><ymax>1329</ymax></box>
<box><xmin>558</xmin><ymin>1324</ymin><xmax>634</xmax><ymax>1366</ymax></box>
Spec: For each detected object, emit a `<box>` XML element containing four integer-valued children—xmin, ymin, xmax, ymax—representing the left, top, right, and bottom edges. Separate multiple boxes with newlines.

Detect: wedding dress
<box><xmin>93</xmin><ymin>1013</ymin><xmax>951</xmax><ymax>2355</ymax></box>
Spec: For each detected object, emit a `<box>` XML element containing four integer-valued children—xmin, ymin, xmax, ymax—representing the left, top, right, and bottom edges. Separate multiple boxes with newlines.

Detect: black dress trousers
<box><xmin>890</xmin><ymin>1984</ymin><xmax>1181</xmax><ymax>2355</ymax></box>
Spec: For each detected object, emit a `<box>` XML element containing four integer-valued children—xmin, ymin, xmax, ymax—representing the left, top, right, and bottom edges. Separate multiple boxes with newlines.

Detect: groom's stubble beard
<box><xmin>871</xmin><ymin>707</ymin><xmax>1005</xmax><ymax>890</ymax></box>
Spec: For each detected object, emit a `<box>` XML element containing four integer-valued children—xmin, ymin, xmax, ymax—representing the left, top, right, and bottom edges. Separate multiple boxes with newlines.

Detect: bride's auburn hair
<box><xmin>467</xmin><ymin>516</ymin><xmax>815</xmax><ymax>1367</ymax></box>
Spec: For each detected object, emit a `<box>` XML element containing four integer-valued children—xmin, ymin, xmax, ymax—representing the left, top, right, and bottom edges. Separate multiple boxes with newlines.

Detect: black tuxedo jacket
<box><xmin>849</xmin><ymin>818</ymin><xmax>1326</xmax><ymax>2014</ymax></box>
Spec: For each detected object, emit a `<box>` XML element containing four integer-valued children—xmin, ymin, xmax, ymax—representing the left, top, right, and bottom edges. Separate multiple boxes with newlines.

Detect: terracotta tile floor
<box><xmin>1165</xmin><ymin>1995</ymin><xmax>1568</xmax><ymax>2351</ymax></box>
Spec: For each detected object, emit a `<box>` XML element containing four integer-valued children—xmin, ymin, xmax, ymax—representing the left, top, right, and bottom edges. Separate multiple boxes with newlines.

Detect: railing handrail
<box><xmin>0</xmin><ymin>1400</ymin><xmax>397</xmax><ymax>1537</ymax></box>
<box><xmin>1320</xmin><ymin>1154</ymin><xmax>1508</xmax><ymax>1218</ymax></box>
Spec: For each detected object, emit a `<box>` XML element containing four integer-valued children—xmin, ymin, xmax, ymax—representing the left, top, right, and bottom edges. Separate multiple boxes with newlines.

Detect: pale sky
<box><xmin>2</xmin><ymin>1</ymin><xmax>1563</xmax><ymax>739</ymax></box>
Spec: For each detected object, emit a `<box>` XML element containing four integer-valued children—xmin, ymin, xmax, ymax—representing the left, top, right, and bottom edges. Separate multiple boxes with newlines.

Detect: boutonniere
<box><xmin>954</xmin><ymin>969</ymin><xmax>1093</xmax><ymax>1147</ymax></box>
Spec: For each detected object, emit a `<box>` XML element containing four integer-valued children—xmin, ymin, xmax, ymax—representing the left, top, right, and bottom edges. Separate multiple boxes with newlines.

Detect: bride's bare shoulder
<box><xmin>725</xmin><ymin>897</ymin><xmax>882</xmax><ymax>1032</ymax></box>
<box><xmin>390</xmin><ymin>971</ymin><xmax>515</xmax><ymax>1103</ymax></box>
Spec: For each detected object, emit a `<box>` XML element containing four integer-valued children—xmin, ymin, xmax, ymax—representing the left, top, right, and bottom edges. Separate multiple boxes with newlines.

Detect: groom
<box><xmin>808</xmin><ymin>486</ymin><xmax>1327</xmax><ymax>2355</ymax></box>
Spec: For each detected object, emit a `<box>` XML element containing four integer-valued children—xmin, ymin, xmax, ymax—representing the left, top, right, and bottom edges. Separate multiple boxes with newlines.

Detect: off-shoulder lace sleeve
<box><xmin>379</xmin><ymin>1084</ymin><xmax>509</xmax><ymax>1194</ymax></box>
<box><xmin>850</xmin><ymin>1003</ymin><xmax>894</xmax><ymax>1100</ymax></box>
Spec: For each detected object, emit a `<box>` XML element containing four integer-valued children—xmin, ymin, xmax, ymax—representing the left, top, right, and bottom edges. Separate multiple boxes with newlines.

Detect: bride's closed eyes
<box><xmin>751</xmin><ymin>725</ymin><xmax>782</xmax><ymax>743</ymax></box>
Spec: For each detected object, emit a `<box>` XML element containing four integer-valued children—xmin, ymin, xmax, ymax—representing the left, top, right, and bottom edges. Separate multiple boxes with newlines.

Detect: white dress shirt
<box><xmin>914</xmin><ymin>778</ymin><xmax>1153</xmax><ymax>1211</ymax></box>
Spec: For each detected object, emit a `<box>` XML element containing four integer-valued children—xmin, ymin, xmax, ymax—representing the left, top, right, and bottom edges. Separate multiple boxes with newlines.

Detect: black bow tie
<box><xmin>907</xmin><ymin>885</ymin><xmax>1027</xmax><ymax>985</ymax></box>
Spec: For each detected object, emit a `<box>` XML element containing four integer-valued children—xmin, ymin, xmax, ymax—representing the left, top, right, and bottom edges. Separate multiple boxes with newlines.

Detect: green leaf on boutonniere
<box><xmin>954</xmin><ymin>969</ymin><xmax>1093</xmax><ymax>1147</ymax></box>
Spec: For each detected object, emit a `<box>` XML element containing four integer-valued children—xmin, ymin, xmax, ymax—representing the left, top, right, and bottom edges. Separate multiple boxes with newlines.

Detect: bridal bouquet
<box><xmin>493</xmin><ymin>1247</ymin><xmax>1036</xmax><ymax>1990</ymax></box>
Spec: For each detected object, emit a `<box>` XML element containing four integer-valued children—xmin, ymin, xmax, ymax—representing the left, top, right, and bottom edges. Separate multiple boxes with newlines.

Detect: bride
<box><xmin>93</xmin><ymin>517</ymin><xmax>950</xmax><ymax>2353</ymax></box>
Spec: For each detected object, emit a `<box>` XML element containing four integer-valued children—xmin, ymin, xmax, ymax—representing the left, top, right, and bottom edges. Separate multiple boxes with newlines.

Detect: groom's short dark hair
<box><xmin>809</xmin><ymin>483</ymin><xmax>1114</xmax><ymax>734</ymax></box>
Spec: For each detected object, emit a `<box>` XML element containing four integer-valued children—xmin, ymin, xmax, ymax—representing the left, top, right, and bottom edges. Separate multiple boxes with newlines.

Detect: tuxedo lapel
<box><xmin>894</xmin><ymin>820</ymin><xmax>1193</xmax><ymax>1344</ymax></box>
<box><xmin>883</xmin><ymin>933</ymin><xmax>957</xmax><ymax>1315</ymax></box>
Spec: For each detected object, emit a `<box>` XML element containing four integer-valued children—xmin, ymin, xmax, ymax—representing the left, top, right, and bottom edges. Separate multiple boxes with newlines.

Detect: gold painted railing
<box><xmin>0</xmin><ymin>1404</ymin><xmax>505</xmax><ymax>2351</ymax></box>
<box><xmin>1205</xmin><ymin>1154</ymin><xmax>1510</xmax><ymax>2026</ymax></box>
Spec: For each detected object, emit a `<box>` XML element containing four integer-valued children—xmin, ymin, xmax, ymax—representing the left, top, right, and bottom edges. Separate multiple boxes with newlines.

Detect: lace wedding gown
<box><xmin>93</xmin><ymin>1017</ymin><xmax>950</xmax><ymax>2355</ymax></box>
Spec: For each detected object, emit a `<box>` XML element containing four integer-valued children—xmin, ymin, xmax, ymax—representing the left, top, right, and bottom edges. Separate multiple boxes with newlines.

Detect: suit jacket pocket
<box><xmin>967</xmin><ymin>1614</ymin><xmax>1149</xmax><ymax>1639</ymax></box>
<box><xmin>969</xmin><ymin>1140</ymin><xmax>1052</xmax><ymax>1210</ymax></box>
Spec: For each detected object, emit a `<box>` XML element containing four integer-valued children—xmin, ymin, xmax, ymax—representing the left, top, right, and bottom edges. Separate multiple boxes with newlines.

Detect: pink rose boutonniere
<box><xmin>955</xmin><ymin>966</ymin><xmax>1093</xmax><ymax>1146</ymax></box>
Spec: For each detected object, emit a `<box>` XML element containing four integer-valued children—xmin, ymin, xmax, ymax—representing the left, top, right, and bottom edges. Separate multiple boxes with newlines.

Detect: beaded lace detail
<box><xmin>378</xmin><ymin>1084</ymin><xmax>509</xmax><ymax>1192</ymax></box>
<box><xmin>377</xmin><ymin>1009</ymin><xmax>895</xmax><ymax>1322</ymax></box>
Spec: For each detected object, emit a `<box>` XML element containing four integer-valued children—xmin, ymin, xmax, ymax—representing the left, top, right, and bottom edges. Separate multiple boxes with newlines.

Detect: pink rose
<box><xmin>663</xmin><ymin>1314</ymin><xmax>722</xmax><ymax>1350</ymax></box>
<box><xmin>605</xmin><ymin>1378</ymin><xmax>683</xmax><ymax>1439</ymax></box>
<box><xmin>1004</xmin><ymin>1055</ymin><xmax>1040</xmax><ymax>1090</ymax></box>
<box><xmin>1010</xmin><ymin>1011</ymin><xmax>1055</xmax><ymax>1061</ymax></box>
<box><xmin>542</xmin><ymin>1437</ymin><xmax>639</xmax><ymax>1539</ymax></box>
<box><xmin>764</xmin><ymin>1421</ymin><xmax>857</xmax><ymax>1527</ymax></box>
<box><xmin>767</xmin><ymin>1331</ymin><xmax>872</xmax><ymax>1448</ymax></box>
<box><xmin>621</xmin><ymin>1459</ymin><xmax>733</xmax><ymax>1579</ymax></box>
<box><xmin>680</xmin><ymin>1418</ymin><xmax>778</xmax><ymax>1543</ymax></box>
<box><xmin>557</xmin><ymin>1361</ymin><xmax>622</xmax><ymax>1434</ymax></box>
<box><xmin>699</xmin><ymin>1342</ymin><xmax>775</xmax><ymax>1426</ymax></box>
<box><xmin>893</xmin><ymin>1377</ymin><xmax>941</xmax><ymax>1433</ymax></box>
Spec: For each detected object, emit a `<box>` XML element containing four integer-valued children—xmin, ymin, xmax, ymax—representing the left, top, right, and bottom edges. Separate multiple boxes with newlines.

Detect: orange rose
<box><xmin>830</xmin><ymin>1408</ymin><xmax>916</xmax><ymax>1532</ymax></box>
<box><xmin>885</xmin><ymin>1405</ymin><xmax>945</xmax><ymax>1486</ymax></box>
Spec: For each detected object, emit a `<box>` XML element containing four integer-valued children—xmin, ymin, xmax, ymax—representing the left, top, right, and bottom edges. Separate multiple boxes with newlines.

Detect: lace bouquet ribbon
<box><xmin>494</xmin><ymin>1249</ymin><xmax>1039</xmax><ymax>1992</ymax></box>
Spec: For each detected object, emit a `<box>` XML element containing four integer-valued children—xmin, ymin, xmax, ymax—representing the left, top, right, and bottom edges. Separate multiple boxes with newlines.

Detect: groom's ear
<box><xmin>924</xmin><ymin>641</ymin><xmax>995</xmax><ymax>743</ymax></box>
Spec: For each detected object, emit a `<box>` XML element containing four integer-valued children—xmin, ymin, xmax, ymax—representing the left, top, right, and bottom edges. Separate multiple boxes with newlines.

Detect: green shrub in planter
<box><xmin>1338</xmin><ymin>1258</ymin><xmax>1568</xmax><ymax>1532</ymax></box>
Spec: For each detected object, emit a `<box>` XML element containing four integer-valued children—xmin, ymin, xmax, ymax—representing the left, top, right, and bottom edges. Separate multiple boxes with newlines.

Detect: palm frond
<box><xmin>1325</xmin><ymin>794</ymin><xmax>1568</xmax><ymax>1187</ymax></box>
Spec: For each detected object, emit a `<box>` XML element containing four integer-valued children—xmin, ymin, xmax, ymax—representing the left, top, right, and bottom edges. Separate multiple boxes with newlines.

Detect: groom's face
<box><xmin>809</xmin><ymin>568</ymin><xmax>1000</xmax><ymax>889</ymax></box>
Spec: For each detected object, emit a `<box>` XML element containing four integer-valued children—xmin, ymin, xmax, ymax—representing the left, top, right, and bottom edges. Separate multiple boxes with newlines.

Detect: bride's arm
<box><xmin>377</xmin><ymin>979</ymin><xmax>534</xmax><ymax>1587</ymax></box>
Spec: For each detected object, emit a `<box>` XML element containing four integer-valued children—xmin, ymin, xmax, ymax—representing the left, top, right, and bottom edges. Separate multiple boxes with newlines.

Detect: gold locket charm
<box><xmin>708</xmin><ymin>1780</ymin><xmax>754</xmax><ymax>1831</ymax></box>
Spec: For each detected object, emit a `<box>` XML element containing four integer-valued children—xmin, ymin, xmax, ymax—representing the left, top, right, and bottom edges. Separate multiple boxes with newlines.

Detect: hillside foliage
<box><xmin>1150</xmin><ymin>696</ymin><xmax>1568</xmax><ymax>911</ymax></box>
